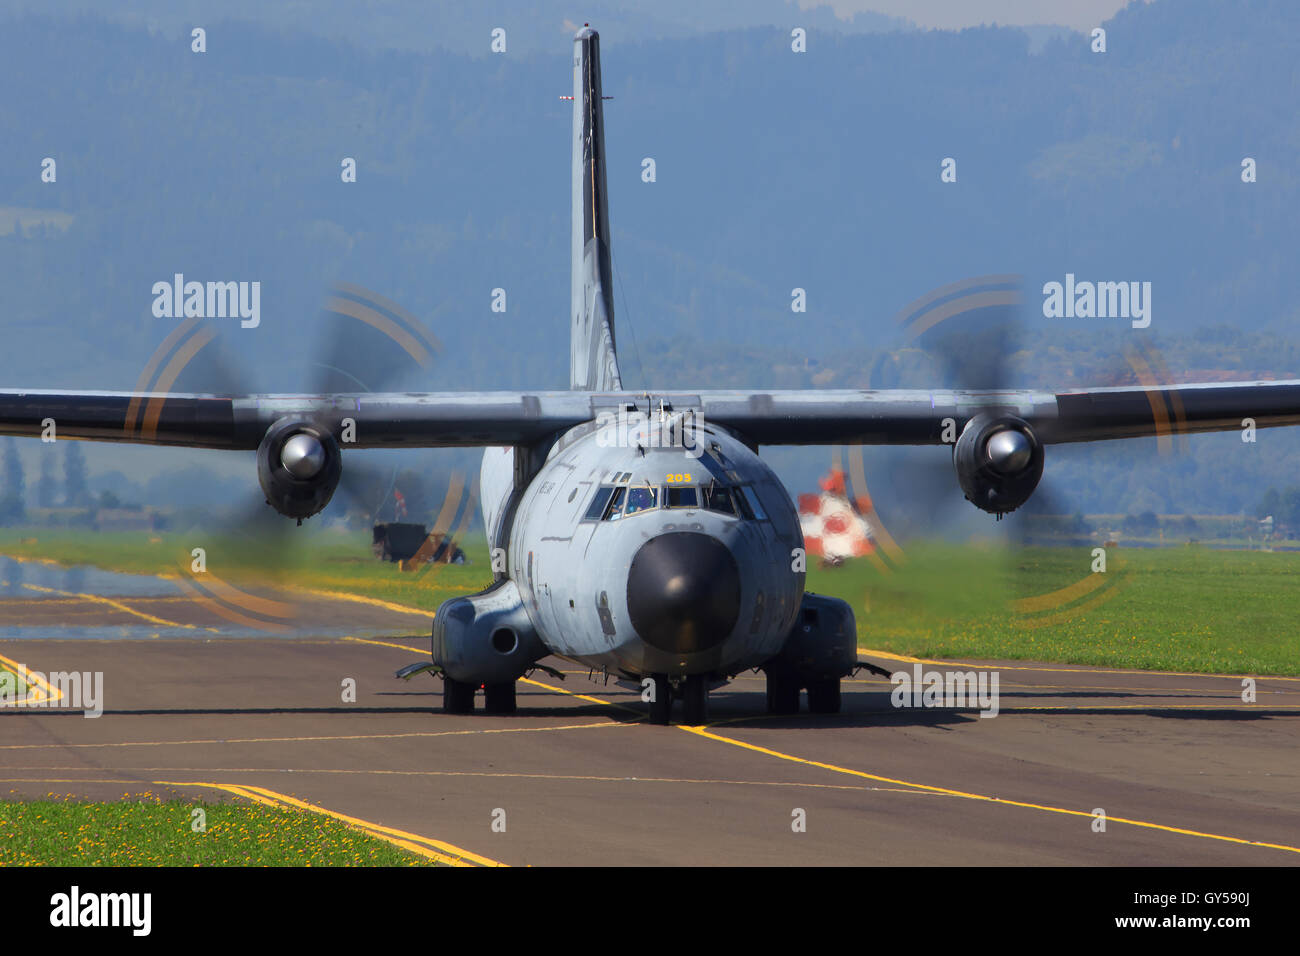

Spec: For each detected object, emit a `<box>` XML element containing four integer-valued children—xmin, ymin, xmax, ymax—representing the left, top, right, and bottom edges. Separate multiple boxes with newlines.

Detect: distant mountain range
<box><xmin>0</xmin><ymin>0</ymin><xmax>1296</xmax><ymax>519</ymax></box>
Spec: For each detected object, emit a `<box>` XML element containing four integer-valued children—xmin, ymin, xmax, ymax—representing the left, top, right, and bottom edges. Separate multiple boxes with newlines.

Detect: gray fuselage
<box><xmin>482</xmin><ymin>414</ymin><xmax>805</xmax><ymax>679</ymax></box>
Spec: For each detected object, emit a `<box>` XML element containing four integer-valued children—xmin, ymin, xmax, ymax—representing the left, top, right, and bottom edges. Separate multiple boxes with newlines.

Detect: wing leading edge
<box><xmin>2</xmin><ymin>379</ymin><xmax>1299</xmax><ymax>449</ymax></box>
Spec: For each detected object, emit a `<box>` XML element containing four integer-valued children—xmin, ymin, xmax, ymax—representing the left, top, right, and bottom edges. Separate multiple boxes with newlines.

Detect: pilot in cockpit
<box><xmin>624</xmin><ymin>485</ymin><xmax>658</xmax><ymax>516</ymax></box>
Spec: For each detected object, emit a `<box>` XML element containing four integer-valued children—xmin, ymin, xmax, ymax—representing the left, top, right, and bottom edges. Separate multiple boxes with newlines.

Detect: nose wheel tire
<box><xmin>765</xmin><ymin>672</ymin><xmax>801</xmax><ymax>715</ymax></box>
<box><xmin>443</xmin><ymin>677</ymin><xmax>476</xmax><ymax>714</ymax></box>
<box><xmin>647</xmin><ymin>674</ymin><xmax>672</xmax><ymax>724</ymax></box>
<box><xmin>681</xmin><ymin>675</ymin><xmax>709</xmax><ymax>725</ymax></box>
<box><xmin>806</xmin><ymin>678</ymin><xmax>842</xmax><ymax>714</ymax></box>
<box><xmin>484</xmin><ymin>681</ymin><xmax>517</xmax><ymax>714</ymax></box>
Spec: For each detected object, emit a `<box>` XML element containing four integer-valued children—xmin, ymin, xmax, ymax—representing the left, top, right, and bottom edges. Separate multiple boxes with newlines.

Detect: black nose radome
<box><xmin>627</xmin><ymin>532</ymin><xmax>741</xmax><ymax>654</ymax></box>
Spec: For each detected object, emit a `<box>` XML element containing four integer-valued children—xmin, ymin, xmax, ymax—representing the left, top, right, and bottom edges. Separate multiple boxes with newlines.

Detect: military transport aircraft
<box><xmin>3</xmin><ymin>28</ymin><xmax>1299</xmax><ymax>724</ymax></box>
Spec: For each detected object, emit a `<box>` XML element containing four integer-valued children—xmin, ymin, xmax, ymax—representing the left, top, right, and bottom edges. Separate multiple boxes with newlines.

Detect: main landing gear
<box><xmin>442</xmin><ymin>677</ymin><xmax>517</xmax><ymax>714</ymax></box>
<box><xmin>765</xmin><ymin>672</ymin><xmax>842</xmax><ymax>715</ymax></box>
<box><xmin>646</xmin><ymin>673</ymin><xmax>710</xmax><ymax>725</ymax></box>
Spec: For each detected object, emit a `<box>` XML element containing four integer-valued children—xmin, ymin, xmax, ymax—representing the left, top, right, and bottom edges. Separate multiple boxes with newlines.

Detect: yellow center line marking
<box><xmin>343</xmin><ymin>633</ymin><xmax>1300</xmax><ymax>854</ymax></box>
<box><xmin>156</xmin><ymin>780</ymin><xmax>504</xmax><ymax>867</ymax></box>
<box><xmin>0</xmin><ymin>550</ymin><xmax>433</xmax><ymax>623</ymax></box>
<box><xmin>351</xmin><ymin>637</ymin><xmax>645</xmax><ymax>718</ymax></box>
<box><xmin>343</xmin><ymin>636</ymin><xmax>429</xmax><ymax>652</ymax></box>
<box><xmin>511</xmin><ymin>671</ymin><xmax>1298</xmax><ymax>723</ymax></box>
<box><xmin>0</xmin><ymin>596</ymin><xmax>213</xmax><ymax>606</ymax></box>
<box><xmin>291</xmin><ymin>589</ymin><xmax>432</xmax><ymax>618</ymax></box>
<box><xmin>0</xmin><ymin>721</ymin><xmax>627</xmax><ymax>750</ymax></box>
<box><xmin>0</xmin><ymin>770</ymin><xmax>936</xmax><ymax>794</ymax></box>
<box><xmin>857</xmin><ymin>648</ymin><xmax>928</xmax><ymax>663</ymax></box>
<box><xmin>19</xmin><ymin>582</ymin><xmax>194</xmax><ymax>629</ymax></box>
<box><xmin>519</xmin><ymin>677</ymin><xmax>644</xmax><ymax>716</ymax></box>
<box><xmin>676</xmin><ymin>725</ymin><xmax>1300</xmax><ymax>856</ymax></box>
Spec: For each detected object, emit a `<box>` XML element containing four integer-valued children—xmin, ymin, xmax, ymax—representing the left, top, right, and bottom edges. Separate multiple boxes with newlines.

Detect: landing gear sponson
<box><xmin>426</xmin><ymin>587</ymin><xmax>858</xmax><ymax>724</ymax></box>
<box><xmin>760</xmin><ymin>592</ymin><xmax>858</xmax><ymax>716</ymax></box>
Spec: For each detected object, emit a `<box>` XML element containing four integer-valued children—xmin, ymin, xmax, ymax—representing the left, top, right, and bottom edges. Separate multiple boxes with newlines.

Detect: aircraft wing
<box><xmin>1</xmin><ymin>379</ymin><xmax>1299</xmax><ymax>448</ymax></box>
<box><xmin>0</xmin><ymin>390</ymin><xmax>595</xmax><ymax>449</ymax></box>
<box><xmin>694</xmin><ymin>379</ymin><xmax>1300</xmax><ymax>445</ymax></box>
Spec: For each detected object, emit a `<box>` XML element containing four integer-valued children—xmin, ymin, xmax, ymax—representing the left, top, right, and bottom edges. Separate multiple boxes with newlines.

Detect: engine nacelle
<box><xmin>256</xmin><ymin>418</ymin><xmax>341</xmax><ymax>521</ymax></box>
<box><xmin>953</xmin><ymin>413</ymin><xmax>1044</xmax><ymax>516</ymax></box>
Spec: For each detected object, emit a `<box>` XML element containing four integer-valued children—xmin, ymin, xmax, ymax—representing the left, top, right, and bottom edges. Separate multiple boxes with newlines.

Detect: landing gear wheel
<box><xmin>765</xmin><ymin>672</ymin><xmax>800</xmax><ymax>715</ymax></box>
<box><xmin>442</xmin><ymin>677</ymin><xmax>476</xmax><ymax>714</ymax></box>
<box><xmin>681</xmin><ymin>675</ymin><xmax>709</xmax><ymax>725</ymax></box>
<box><xmin>806</xmin><ymin>678</ymin><xmax>841</xmax><ymax>714</ymax></box>
<box><xmin>647</xmin><ymin>674</ymin><xmax>672</xmax><ymax>725</ymax></box>
<box><xmin>484</xmin><ymin>681</ymin><xmax>516</xmax><ymax>714</ymax></box>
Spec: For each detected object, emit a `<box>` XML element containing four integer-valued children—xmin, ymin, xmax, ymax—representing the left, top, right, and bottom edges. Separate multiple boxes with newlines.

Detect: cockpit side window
<box><xmin>664</xmin><ymin>486</ymin><xmax>699</xmax><ymax>509</ymax></box>
<box><xmin>703</xmin><ymin>486</ymin><xmax>736</xmax><ymax>515</ymax></box>
<box><xmin>739</xmin><ymin>486</ymin><xmax>767</xmax><ymax>520</ymax></box>
<box><xmin>584</xmin><ymin>485</ymin><xmax>615</xmax><ymax>521</ymax></box>
<box><xmin>605</xmin><ymin>486</ymin><xmax>628</xmax><ymax>520</ymax></box>
<box><xmin>601</xmin><ymin>484</ymin><xmax>659</xmax><ymax>520</ymax></box>
<box><xmin>733</xmin><ymin>487</ymin><xmax>755</xmax><ymax>520</ymax></box>
<box><xmin>625</xmin><ymin>485</ymin><xmax>658</xmax><ymax>516</ymax></box>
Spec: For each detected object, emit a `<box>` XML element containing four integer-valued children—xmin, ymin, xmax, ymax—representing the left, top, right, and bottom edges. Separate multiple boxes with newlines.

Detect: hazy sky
<box><xmin>806</xmin><ymin>0</ymin><xmax>1149</xmax><ymax>30</ymax></box>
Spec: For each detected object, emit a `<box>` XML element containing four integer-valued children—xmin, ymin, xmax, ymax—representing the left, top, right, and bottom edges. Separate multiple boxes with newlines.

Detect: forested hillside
<box><xmin>1</xmin><ymin>0</ymin><xmax>1296</xmax><ymax>522</ymax></box>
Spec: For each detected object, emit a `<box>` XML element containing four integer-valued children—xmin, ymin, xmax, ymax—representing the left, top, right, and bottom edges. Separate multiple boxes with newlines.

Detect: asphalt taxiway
<box><xmin>2</xmin><ymin>618</ymin><xmax>1298</xmax><ymax>865</ymax></box>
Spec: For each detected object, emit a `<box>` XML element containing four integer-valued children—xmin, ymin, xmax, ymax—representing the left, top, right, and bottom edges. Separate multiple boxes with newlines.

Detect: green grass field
<box><xmin>807</xmin><ymin>542</ymin><xmax>1300</xmax><ymax>674</ymax></box>
<box><xmin>0</xmin><ymin>797</ymin><xmax>436</xmax><ymax>866</ymax></box>
<box><xmin>2</xmin><ymin>527</ymin><xmax>1298</xmax><ymax>675</ymax></box>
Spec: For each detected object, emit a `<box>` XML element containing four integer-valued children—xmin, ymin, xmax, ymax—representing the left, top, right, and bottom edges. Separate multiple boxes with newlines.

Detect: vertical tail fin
<box><xmin>570</xmin><ymin>27</ymin><xmax>622</xmax><ymax>392</ymax></box>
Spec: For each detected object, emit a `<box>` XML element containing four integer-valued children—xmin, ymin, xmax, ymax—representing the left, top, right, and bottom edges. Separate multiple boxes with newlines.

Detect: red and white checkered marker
<box><xmin>798</xmin><ymin>468</ymin><xmax>875</xmax><ymax>564</ymax></box>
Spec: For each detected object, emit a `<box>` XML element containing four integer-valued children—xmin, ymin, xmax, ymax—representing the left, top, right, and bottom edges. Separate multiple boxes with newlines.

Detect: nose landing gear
<box><xmin>680</xmin><ymin>675</ymin><xmax>709</xmax><ymax>725</ymax></box>
<box><xmin>646</xmin><ymin>673</ymin><xmax>710</xmax><ymax>725</ymax></box>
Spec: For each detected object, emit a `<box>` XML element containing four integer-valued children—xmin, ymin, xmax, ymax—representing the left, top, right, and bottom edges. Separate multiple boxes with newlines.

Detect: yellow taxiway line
<box><xmin>293</xmin><ymin>589</ymin><xmax>432</xmax><ymax>618</ymax></box>
<box><xmin>333</xmin><ymin>636</ymin><xmax>1300</xmax><ymax>858</ymax></box>
<box><xmin>157</xmin><ymin>780</ymin><xmax>505</xmax><ymax>867</ymax></box>
<box><xmin>519</xmin><ymin>672</ymin><xmax>1300</xmax><ymax>858</ymax></box>
<box><xmin>0</xmin><ymin>721</ymin><xmax>629</xmax><ymax>752</ymax></box>
<box><xmin>19</xmin><ymin>582</ymin><xmax>195</xmax><ymax>629</ymax></box>
<box><xmin>676</xmin><ymin>725</ymin><xmax>1300</xmax><ymax>856</ymax></box>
